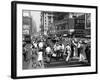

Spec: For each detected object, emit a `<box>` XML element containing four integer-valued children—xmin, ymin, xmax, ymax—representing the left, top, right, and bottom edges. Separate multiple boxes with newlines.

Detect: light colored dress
<box><xmin>37</xmin><ymin>52</ymin><xmax>43</xmax><ymax>61</ymax></box>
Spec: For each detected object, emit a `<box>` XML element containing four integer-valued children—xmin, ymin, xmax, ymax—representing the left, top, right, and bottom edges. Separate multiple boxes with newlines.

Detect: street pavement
<box><xmin>23</xmin><ymin>44</ymin><xmax>90</xmax><ymax>69</ymax></box>
<box><xmin>23</xmin><ymin>57</ymin><xmax>90</xmax><ymax>69</ymax></box>
<box><xmin>44</xmin><ymin>58</ymin><xmax>90</xmax><ymax>68</ymax></box>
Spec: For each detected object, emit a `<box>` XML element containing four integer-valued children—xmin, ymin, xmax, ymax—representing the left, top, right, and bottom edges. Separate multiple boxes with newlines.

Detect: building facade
<box><xmin>41</xmin><ymin>12</ymin><xmax>54</xmax><ymax>35</ymax></box>
<box><xmin>40</xmin><ymin>12</ymin><xmax>91</xmax><ymax>38</ymax></box>
<box><xmin>51</xmin><ymin>13</ymin><xmax>74</xmax><ymax>36</ymax></box>
<box><xmin>74</xmin><ymin>13</ymin><xmax>91</xmax><ymax>38</ymax></box>
<box><xmin>52</xmin><ymin>13</ymin><xmax>91</xmax><ymax>38</ymax></box>
<box><xmin>22</xmin><ymin>11</ymin><xmax>32</xmax><ymax>42</ymax></box>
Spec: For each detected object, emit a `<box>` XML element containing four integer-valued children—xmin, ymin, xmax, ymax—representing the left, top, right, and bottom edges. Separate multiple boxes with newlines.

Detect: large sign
<box><xmin>85</xmin><ymin>13</ymin><xmax>91</xmax><ymax>29</ymax></box>
<box><xmin>23</xmin><ymin>25</ymin><xmax>30</xmax><ymax>30</ymax></box>
<box><xmin>23</xmin><ymin>30</ymin><xmax>30</xmax><ymax>35</ymax></box>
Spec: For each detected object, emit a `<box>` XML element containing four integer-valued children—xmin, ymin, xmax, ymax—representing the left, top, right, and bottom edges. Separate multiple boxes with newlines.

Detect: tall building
<box><xmin>41</xmin><ymin>12</ymin><xmax>54</xmax><ymax>35</ymax></box>
<box><xmin>41</xmin><ymin>12</ymin><xmax>91</xmax><ymax>38</ymax></box>
<box><xmin>74</xmin><ymin>13</ymin><xmax>91</xmax><ymax>38</ymax></box>
<box><xmin>22</xmin><ymin>11</ymin><xmax>32</xmax><ymax>42</ymax></box>
<box><xmin>52</xmin><ymin>12</ymin><xmax>74</xmax><ymax>36</ymax></box>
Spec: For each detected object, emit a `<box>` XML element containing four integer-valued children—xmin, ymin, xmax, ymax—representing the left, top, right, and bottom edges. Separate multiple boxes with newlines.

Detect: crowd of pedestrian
<box><xmin>23</xmin><ymin>36</ymin><xmax>91</xmax><ymax>69</ymax></box>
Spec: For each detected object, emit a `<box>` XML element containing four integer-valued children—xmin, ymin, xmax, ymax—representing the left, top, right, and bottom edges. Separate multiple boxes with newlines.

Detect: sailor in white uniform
<box><xmin>65</xmin><ymin>44</ymin><xmax>71</xmax><ymax>62</ymax></box>
<box><xmin>38</xmin><ymin>41</ymin><xmax>44</xmax><ymax>49</ymax></box>
<box><xmin>46</xmin><ymin>46</ymin><xmax>52</xmax><ymax>55</ymax></box>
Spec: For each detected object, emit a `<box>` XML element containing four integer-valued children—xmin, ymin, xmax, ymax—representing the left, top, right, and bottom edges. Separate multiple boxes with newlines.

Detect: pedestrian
<box><xmin>31</xmin><ymin>48</ymin><xmax>38</xmax><ymax>68</ymax></box>
<box><xmin>37</xmin><ymin>40</ymin><xmax>45</xmax><ymax>68</ymax></box>
<box><xmin>23</xmin><ymin>47</ymin><xmax>27</xmax><ymax>61</ymax></box>
<box><xmin>60</xmin><ymin>43</ymin><xmax>65</xmax><ymax>57</ymax></box>
<box><xmin>70</xmin><ymin>40</ymin><xmax>74</xmax><ymax>58</ymax></box>
<box><xmin>38</xmin><ymin>40</ymin><xmax>44</xmax><ymax>50</ymax></box>
<box><xmin>45</xmin><ymin>45</ymin><xmax>52</xmax><ymax>62</ymax></box>
<box><xmin>60</xmin><ymin>43</ymin><xmax>65</xmax><ymax>50</ymax></box>
<box><xmin>56</xmin><ymin>43</ymin><xmax>61</xmax><ymax>58</ymax></box>
<box><xmin>72</xmin><ymin>39</ymin><xmax>78</xmax><ymax>58</ymax></box>
<box><xmin>32</xmin><ymin>41</ymin><xmax>38</xmax><ymax>49</ymax></box>
<box><xmin>53</xmin><ymin>43</ymin><xmax>57</xmax><ymax>52</ymax></box>
<box><xmin>78</xmin><ymin>41</ymin><xmax>87</xmax><ymax>62</ymax></box>
<box><xmin>46</xmin><ymin>45</ymin><xmax>52</xmax><ymax>56</ymax></box>
<box><xmin>65</xmin><ymin>44</ymin><xmax>71</xmax><ymax>62</ymax></box>
<box><xmin>37</xmin><ymin>50</ymin><xmax>44</xmax><ymax>68</ymax></box>
<box><xmin>85</xmin><ymin>44</ymin><xmax>90</xmax><ymax>63</ymax></box>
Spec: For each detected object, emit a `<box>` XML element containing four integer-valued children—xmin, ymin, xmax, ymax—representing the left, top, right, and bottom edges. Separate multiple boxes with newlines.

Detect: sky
<box><xmin>30</xmin><ymin>11</ymin><xmax>41</xmax><ymax>32</ymax></box>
